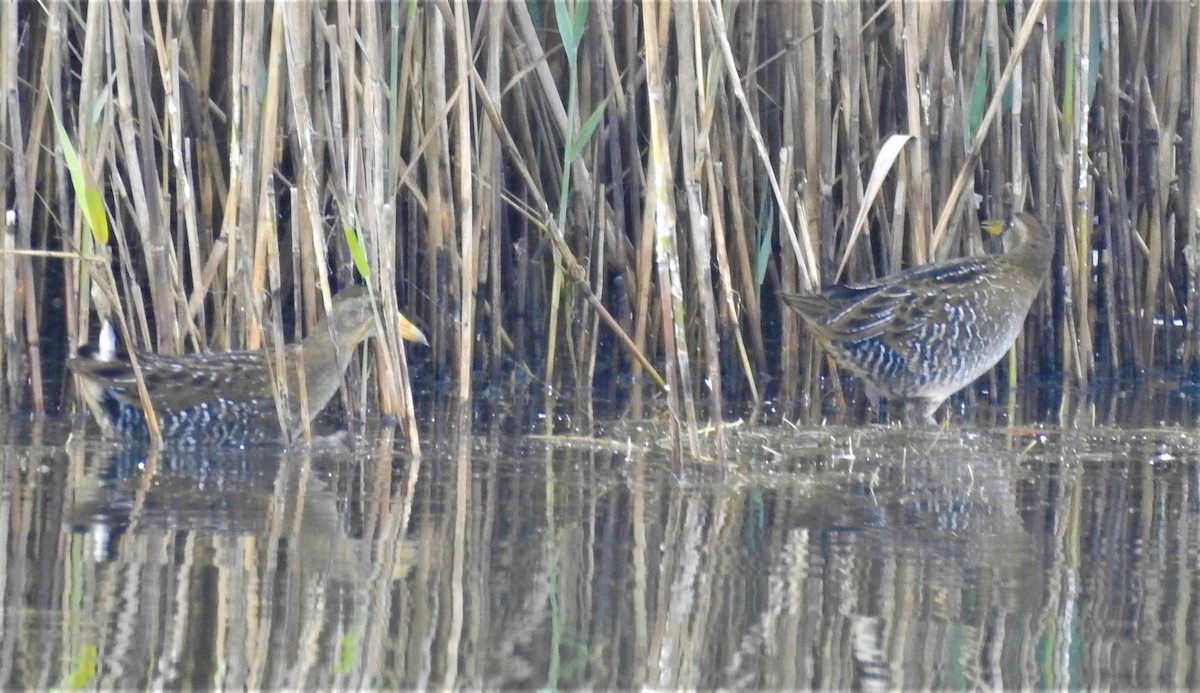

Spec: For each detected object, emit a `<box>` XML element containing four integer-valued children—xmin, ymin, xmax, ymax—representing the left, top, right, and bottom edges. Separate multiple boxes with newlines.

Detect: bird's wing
<box><xmin>824</xmin><ymin>284</ymin><xmax>914</xmax><ymax>340</ymax></box>
<box><xmin>68</xmin><ymin>351</ymin><xmax>271</xmax><ymax>410</ymax></box>
<box><xmin>827</xmin><ymin>258</ymin><xmax>996</xmax><ymax>343</ymax></box>
<box><xmin>66</xmin><ymin>352</ymin><xmax>144</xmax><ymax>406</ymax></box>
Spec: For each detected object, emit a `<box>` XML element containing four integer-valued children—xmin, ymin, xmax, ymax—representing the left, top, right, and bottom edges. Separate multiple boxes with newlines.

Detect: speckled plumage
<box><xmin>781</xmin><ymin>212</ymin><xmax>1053</xmax><ymax>423</ymax></box>
<box><xmin>68</xmin><ymin>287</ymin><xmax>427</xmax><ymax>445</ymax></box>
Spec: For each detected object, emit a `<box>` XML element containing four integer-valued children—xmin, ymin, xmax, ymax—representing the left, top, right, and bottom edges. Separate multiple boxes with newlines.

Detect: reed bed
<box><xmin>1</xmin><ymin>1</ymin><xmax>1198</xmax><ymax>449</ymax></box>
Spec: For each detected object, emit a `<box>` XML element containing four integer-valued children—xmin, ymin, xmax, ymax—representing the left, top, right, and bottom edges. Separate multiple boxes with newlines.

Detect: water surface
<box><xmin>1</xmin><ymin>416</ymin><xmax>1197</xmax><ymax>688</ymax></box>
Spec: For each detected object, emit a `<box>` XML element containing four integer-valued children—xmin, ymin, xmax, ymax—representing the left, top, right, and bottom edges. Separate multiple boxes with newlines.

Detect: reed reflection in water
<box><xmin>1</xmin><ymin>421</ymin><xmax>1197</xmax><ymax>689</ymax></box>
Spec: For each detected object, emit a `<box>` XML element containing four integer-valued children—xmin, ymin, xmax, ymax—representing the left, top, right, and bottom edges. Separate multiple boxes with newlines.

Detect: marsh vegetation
<box><xmin>2</xmin><ymin>1</ymin><xmax>1198</xmax><ymax>450</ymax></box>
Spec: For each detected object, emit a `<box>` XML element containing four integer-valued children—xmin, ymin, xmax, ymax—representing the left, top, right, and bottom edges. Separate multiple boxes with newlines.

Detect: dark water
<box><xmin>1</xmin><ymin>413</ymin><xmax>1198</xmax><ymax>689</ymax></box>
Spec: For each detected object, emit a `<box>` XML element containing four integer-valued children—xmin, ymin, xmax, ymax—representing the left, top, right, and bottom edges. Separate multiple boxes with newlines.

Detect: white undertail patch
<box><xmin>98</xmin><ymin>321</ymin><xmax>118</xmax><ymax>361</ymax></box>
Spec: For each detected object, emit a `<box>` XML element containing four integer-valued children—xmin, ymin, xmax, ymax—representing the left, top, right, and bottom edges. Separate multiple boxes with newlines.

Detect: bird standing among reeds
<box><xmin>781</xmin><ymin>212</ymin><xmax>1053</xmax><ymax>423</ymax></box>
<box><xmin>67</xmin><ymin>286</ymin><xmax>428</xmax><ymax>445</ymax></box>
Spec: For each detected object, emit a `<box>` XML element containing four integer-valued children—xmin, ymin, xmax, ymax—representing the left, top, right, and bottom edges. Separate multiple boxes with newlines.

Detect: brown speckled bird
<box><xmin>68</xmin><ymin>286</ymin><xmax>427</xmax><ymax>445</ymax></box>
<box><xmin>781</xmin><ymin>212</ymin><xmax>1053</xmax><ymax>423</ymax></box>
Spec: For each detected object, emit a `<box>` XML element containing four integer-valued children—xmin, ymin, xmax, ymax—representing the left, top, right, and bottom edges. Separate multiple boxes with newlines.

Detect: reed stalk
<box><xmin>4</xmin><ymin>1</ymin><xmax>1200</xmax><ymax>448</ymax></box>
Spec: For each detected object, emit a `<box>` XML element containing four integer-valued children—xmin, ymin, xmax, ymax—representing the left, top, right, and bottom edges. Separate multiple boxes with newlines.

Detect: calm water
<box><xmin>2</xmin><ymin>413</ymin><xmax>1198</xmax><ymax>689</ymax></box>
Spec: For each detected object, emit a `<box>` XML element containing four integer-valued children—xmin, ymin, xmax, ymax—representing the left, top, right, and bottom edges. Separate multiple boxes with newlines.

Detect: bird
<box><xmin>780</xmin><ymin>212</ymin><xmax>1053</xmax><ymax>424</ymax></box>
<box><xmin>67</xmin><ymin>286</ymin><xmax>428</xmax><ymax>445</ymax></box>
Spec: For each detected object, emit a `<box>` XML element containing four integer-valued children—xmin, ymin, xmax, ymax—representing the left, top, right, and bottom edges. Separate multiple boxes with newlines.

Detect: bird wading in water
<box><xmin>68</xmin><ymin>286</ymin><xmax>428</xmax><ymax>445</ymax></box>
<box><xmin>780</xmin><ymin>212</ymin><xmax>1053</xmax><ymax>423</ymax></box>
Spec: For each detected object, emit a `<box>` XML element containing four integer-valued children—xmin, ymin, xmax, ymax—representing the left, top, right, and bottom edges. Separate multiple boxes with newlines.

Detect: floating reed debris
<box><xmin>2</xmin><ymin>2</ymin><xmax>1198</xmax><ymax>450</ymax></box>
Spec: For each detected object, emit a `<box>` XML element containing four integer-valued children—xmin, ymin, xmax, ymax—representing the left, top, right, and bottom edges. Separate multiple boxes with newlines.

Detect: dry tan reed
<box><xmin>2</xmin><ymin>2</ymin><xmax>1199</xmax><ymax>448</ymax></box>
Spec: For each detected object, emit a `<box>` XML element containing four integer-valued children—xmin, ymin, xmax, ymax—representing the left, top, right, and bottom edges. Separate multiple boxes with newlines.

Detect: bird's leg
<box><xmin>864</xmin><ymin>384</ymin><xmax>890</xmax><ymax>424</ymax></box>
<box><xmin>902</xmin><ymin>398</ymin><xmax>940</xmax><ymax>426</ymax></box>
